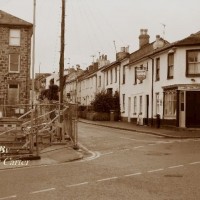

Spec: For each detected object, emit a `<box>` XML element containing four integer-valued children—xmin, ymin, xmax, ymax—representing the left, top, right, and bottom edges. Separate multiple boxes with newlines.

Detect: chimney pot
<box><xmin>156</xmin><ymin>35</ymin><xmax>160</xmax><ymax>39</ymax></box>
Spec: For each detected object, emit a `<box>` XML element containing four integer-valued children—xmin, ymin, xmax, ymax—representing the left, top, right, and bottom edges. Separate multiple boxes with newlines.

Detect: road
<box><xmin>0</xmin><ymin>122</ymin><xmax>200</xmax><ymax>200</ymax></box>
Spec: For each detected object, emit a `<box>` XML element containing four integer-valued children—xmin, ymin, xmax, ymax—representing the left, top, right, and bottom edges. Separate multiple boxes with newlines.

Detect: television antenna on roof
<box><xmin>91</xmin><ymin>55</ymin><xmax>95</xmax><ymax>63</ymax></box>
<box><xmin>161</xmin><ymin>23</ymin><xmax>166</xmax><ymax>39</ymax></box>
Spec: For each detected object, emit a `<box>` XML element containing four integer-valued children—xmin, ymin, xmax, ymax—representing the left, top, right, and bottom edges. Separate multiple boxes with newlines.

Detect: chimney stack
<box><xmin>139</xmin><ymin>29</ymin><xmax>150</xmax><ymax>48</ymax></box>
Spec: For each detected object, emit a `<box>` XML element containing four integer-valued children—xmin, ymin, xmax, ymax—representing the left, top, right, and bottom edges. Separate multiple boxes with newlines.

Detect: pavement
<box><xmin>78</xmin><ymin>118</ymin><xmax>200</xmax><ymax>139</ymax></box>
<box><xmin>0</xmin><ymin>144</ymin><xmax>83</xmax><ymax>170</ymax></box>
<box><xmin>1</xmin><ymin>118</ymin><xmax>199</xmax><ymax>170</ymax></box>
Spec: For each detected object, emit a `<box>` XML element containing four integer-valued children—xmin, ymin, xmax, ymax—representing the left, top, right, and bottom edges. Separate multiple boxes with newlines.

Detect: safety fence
<box><xmin>0</xmin><ymin>102</ymin><xmax>78</xmax><ymax>159</ymax></box>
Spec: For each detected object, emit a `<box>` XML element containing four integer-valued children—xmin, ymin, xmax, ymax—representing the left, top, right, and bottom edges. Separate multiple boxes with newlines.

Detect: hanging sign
<box><xmin>136</xmin><ymin>69</ymin><xmax>146</xmax><ymax>81</ymax></box>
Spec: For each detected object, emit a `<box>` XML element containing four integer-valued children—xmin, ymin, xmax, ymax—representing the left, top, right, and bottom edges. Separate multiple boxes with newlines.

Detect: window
<box><xmin>110</xmin><ymin>69</ymin><xmax>113</xmax><ymax>84</ymax></box>
<box><xmin>133</xmin><ymin>96</ymin><xmax>137</xmax><ymax>114</ymax></box>
<box><xmin>122</xmin><ymin>94</ymin><xmax>125</xmax><ymax>112</ymax></box>
<box><xmin>9</xmin><ymin>54</ymin><xmax>20</xmax><ymax>73</ymax></box>
<box><xmin>155</xmin><ymin>58</ymin><xmax>160</xmax><ymax>81</ymax></box>
<box><xmin>186</xmin><ymin>50</ymin><xmax>200</xmax><ymax>76</ymax></box>
<box><xmin>122</xmin><ymin>66</ymin><xmax>125</xmax><ymax>84</ymax></box>
<box><xmin>156</xmin><ymin>93</ymin><xmax>160</xmax><ymax>114</ymax></box>
<box><xmin>115</xmin><ymin>67</ymin><xmax>117</xmax><ymax>83</ymax></box>
<box><xmin>134</xmin><ymin>67</ymin><xmax>137</xmax><ymax>85</ymax></box>
<box><xmin>98</xmin><ymin>76</ymin><xmax>101</xmax><ymax>87</ymax></box>
<box><xmin>9</xmin><ymin>29</ymin><xmax>20</xmax><ymax>46</ymax></box>
<box><xmin>139</xmin><ymin>96</ymin><xmax>142</xmax><ymax>114</ymax></box>
<box><xmin>8</xmin><ymin>84</ymin><xmax>19</xmax><ymax>104</ymax></box>
<box><xmin>168</xmin><ymin>53</ymin><xmax>174</xmax><ymax>79</ymax></box>
<box><xmin>164</xmin><ymin>90</ymin><xmax>177</xmax><ymax>117</ymax></box>
<box><xmin>106</xmin><ymin>71</ymin><xmax>108</xmax><ymax>85</ymax></box>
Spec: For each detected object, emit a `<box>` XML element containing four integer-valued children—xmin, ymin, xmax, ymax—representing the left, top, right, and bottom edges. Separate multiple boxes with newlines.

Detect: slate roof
<box><xmin>0</xmin><ymin>10</ymin><xmax>32</xmax><ymax>27</ymax></box>
<box><xmin>174</xmin><ymin>31</ymin><xmax>200</xmax><ymax>46</ymax></box>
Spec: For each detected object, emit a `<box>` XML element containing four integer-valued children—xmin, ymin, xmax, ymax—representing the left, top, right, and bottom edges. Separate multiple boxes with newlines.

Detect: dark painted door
<box><xmin>186</xmin><ymin>91</ymin><xmax>200</xmax><ymax>127</ymax></box>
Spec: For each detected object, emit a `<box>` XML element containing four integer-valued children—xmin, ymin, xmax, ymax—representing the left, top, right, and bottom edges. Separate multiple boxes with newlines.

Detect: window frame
<box><xmin>167</xmin><ymin>53</ymin><xmax>174</xmax><ymax>79</ymax></box>
<box><xmin>9</xmin><ymin>54</ymin><xmax>20</xmax><ymax>73</ymax></box>
<box><xmin>155</xmin><ymin>57</ymin><xmax>160</xmax><ymax>81</ymax></box>
<box><xmin>186</xmin><ymin>49</ymin><xmax>200</xmax><ymax>77</ymax></box>
<box><xmin>156</xmin><ymin>93</ymin><xmax>160</xmax><ymax>114</ymax></box>
<box><xmin>9</xmin><ymin>29</ymin><xmax>21</xmax><ymax>46</ymax></box>
<box><xmin>122</xmin><ymin>66</ymin><xmax>125</xmax><ymax>84</ymax></box>
<box><xmin>115</xmin><ymin>67</ymin><xmax>117</xmax><ymax>83</ymax></box>
<box><xmin>164</xmin><ymin>90</ymin><xmax>177</xmax><ymax>118</ymax></box>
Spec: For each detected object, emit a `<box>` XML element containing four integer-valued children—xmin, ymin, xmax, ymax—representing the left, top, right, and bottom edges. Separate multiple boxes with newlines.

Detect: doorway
<box><xmin>186</xmin><ymin>91</ymin><xmax>200</xmax><ymax>127</ymax></box>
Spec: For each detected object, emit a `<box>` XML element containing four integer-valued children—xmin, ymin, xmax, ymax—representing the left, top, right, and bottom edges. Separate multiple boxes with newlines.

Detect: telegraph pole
<box><xmin>30</xmin><ymin>0</ymin><xmax>36</xmax><ymax>153</ymax></box>
<box><xmin>59</xmin><ymin>0</ymin><xmax>65</xmax><ymax>141</ymax></box>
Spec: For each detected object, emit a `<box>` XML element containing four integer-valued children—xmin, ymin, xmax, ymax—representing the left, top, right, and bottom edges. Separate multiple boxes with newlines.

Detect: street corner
<box><xmin>38</xmin><ymin>145</ymin><xmax>84</xmax><ymax>164</ymax></box>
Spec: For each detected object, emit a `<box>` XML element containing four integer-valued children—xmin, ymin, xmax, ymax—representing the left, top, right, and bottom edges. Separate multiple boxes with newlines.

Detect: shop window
<box><xmin>164</xmin><ymin>90</ymin><xmax>177</xmax><ymax>117</ymax></box>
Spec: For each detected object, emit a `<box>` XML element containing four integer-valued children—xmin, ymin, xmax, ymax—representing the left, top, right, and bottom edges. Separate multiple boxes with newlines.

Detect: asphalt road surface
<box><xmin>0</xmin><ymin>122</ymin><xmax>200</xmax><ymax>200</ymax></box>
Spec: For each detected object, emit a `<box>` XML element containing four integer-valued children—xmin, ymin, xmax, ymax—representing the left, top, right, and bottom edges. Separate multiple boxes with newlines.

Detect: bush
<box><xmin>91</xmin><ymin>91</ymin><xmax>114</xmax><ymax>113</ymax></box>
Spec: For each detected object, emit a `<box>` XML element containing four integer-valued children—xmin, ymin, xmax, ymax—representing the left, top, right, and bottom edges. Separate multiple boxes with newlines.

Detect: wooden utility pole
<box><xmin>59</xmin><ymin>0</ymin><xmax>65</xmax><ymax>141</ymax></box>
<box><xmin>30</xmin><ymin>0</ymin><xmax>36</xmax><ymax>153</ymax></box>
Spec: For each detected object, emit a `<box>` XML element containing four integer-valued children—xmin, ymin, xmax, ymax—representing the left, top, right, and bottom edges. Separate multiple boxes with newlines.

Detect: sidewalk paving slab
<box><xmin>79</xmin><ymin>119</ymin><xmax>200</xmax><ymax>139</ymax></box>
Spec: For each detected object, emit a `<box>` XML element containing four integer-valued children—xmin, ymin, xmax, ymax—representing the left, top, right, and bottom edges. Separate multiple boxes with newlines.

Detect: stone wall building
<box><xmin>0</xmin><ymin>10</ymin><xmax>33</xmax><ymax>116</ymax></box>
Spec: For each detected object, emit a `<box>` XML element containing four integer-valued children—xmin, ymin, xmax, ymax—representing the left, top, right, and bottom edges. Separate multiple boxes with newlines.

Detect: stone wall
<box><xmin>0</xmin><ymin>25</ymin><xmax>32</xmax><ymax>106</ymax></box>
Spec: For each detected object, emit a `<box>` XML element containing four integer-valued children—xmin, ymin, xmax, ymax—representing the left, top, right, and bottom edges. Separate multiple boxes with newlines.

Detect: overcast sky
<box><xmin>1</xmin><ymin>0</ymin><xmax>200</xmax><ymax>73</ymax></box>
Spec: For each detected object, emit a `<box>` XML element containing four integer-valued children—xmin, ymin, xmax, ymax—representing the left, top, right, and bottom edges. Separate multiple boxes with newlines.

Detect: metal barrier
<box><xmin>0</xmin><ymin>102</ymin><xmax>78</xmax><ymax>158</ymax></box>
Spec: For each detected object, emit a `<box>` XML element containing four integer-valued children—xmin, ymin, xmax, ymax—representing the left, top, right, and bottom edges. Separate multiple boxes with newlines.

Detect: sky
<box><xmin>0</xmin><ymin>0</ymin><xmax>200</xmax><ymax>73</ymax></box>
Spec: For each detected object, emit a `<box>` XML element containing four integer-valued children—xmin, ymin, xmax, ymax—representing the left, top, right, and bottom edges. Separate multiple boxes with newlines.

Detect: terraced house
<box><xmin>0</xmin><ymin>10</ymin><xmax>33</xmax><ymax>116</ymax></box>
<box><xmin>122</xmin><ymin>29</ymin><xmax>200</xmax><ymax>128</ymax></box>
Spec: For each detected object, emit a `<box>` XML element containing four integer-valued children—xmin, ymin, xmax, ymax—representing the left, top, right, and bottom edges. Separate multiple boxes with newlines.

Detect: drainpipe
<box><xmin>148</xmin><ymin>56</ymin><xmax>154</xmax><ymax>127</ymax></box>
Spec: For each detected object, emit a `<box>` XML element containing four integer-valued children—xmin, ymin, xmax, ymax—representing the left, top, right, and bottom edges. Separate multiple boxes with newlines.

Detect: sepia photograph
<box><xmin>0</xmin><ymin>0</ymin><xmax>200</xmax><ymax>199</ymax></box>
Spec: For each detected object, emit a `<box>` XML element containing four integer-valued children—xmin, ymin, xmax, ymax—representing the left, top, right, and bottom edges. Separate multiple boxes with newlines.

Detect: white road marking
<box><xmin>168</xmin><ymin>165</ymin><xmax>184</xmax><ymax>169</ymax></box>
<box><xmin>148</xmin><ymin>143</ymin><xmax>156</xmax><ymax>146</ymax></box>
<box><xmin>119</xmin><ymin>148</ymin><xmax>130</xmax><ymax>152</ymax></box>
<box><xmin>66</xmin><ymin>182</ymin><xmax>89</xmax><ymax>187</ymax></box>
<box><xmin>97</xmin><ymin>177</ymin><xmax>118</xmax><ymax>182</ymax></box>
<box><xmin>30</xmin><ymin>188</ymin><xmax>55</xmax><ymax>194</ymax></box>
<box><xmin>148</xmin><ymin>168</ymin><xmax>164</xmax><ymax>173</ymax></box>
<box><xmin>100</xmin><ymin>152</ymin><xmax>113</xmax><ymax>156</ymax></box>
<box><xmin>189</xmin><ymin>161</ymin><xmax>200</xmax><ymax>165</ymax></box>
<box><xmin>124</xmin><ymin>172</ymin><xmax>142</xmax><ymax>177</ymax></box>
<box><xmin>0</xmin><ymin>195</ymin><xmax>17</xmax><ymax>200</ymax></box>
<box><xmin>134</xmin><ymin>146</ymin><xmax>144</xmax><ymax>149</ymax></box>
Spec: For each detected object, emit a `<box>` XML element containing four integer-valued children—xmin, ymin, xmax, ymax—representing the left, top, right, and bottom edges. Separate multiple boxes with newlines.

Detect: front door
<box><xmin>128</xmin><ymin>97</ymin><xmax>131</xmax><ymax>122</ymax></box>
<box><xmin>186</xmin><ymin>91</ymin><xmax>200</xmax><ymax>127</ymax></box>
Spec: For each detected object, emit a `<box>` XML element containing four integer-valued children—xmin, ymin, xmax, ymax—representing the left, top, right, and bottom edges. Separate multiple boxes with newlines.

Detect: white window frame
<box><xmin>156</xmin><ymin>93</ymin><xmax>160</xmax><ymax>114</ymax></box>
<box><xmin>187</xmin><ymin>50</ymin><xmax>200</xmax><ymax>76</ymax></box>
<box><xmin>9</xmin><ymin>29</ymin><xmax>21</xmax><ymax>46</ymax></box>
<box><xmin>9</xmin><ymin>54</ymin><xmax>20</xmax><ymax>73</ymax></box>
<box><xmin>164</xmin><ymin>90</ymin><xmax>177</xmax><ymax>118</ymax></box>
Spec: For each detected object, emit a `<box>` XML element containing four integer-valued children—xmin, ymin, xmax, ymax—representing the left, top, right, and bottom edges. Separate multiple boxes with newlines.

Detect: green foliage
<box><xmin>91</xmin><ymin>91</ymin><xmax>120</xmax><ymax>113</ymax></box>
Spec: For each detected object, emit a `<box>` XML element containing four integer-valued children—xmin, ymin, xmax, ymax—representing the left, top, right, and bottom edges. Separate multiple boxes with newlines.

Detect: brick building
<box><xmin>0</xmin><ymin>10</ymin><xmax>33</xmax><ymax>116</ymax></box>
